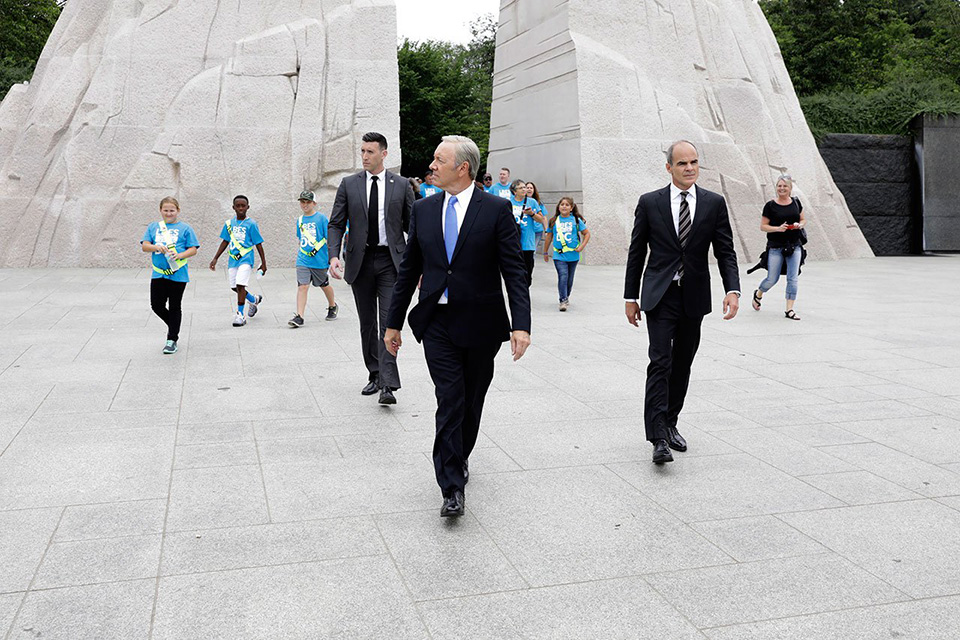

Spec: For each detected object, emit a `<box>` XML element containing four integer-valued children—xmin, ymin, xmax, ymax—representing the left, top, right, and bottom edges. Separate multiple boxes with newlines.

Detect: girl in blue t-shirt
<box><xmin>543</xmin><ymin>197</ymin><xmax>590</xmax><ymax>311</ymax></box>
<box><xmin>140</xmin><ymin>196</ymin><xmax>200</xmax><ymax>354</ymax></box>
<box><xmin>510</xmin><ymin>179</ymin><xmax>545</xmax><ymax>286</ymax></box>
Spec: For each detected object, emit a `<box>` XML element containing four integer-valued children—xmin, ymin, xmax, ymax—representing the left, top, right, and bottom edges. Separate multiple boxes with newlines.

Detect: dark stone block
<box><xmin>854</xmin><ymin>216</ymin><xmax>914</xmax><ymax>255</ymax></box>
<box><xmin>833</xmin><ymin>182</ymin><xmax>912</xmax><ymax>217</ymax></box>
<box><xmin>923</xmin><ymin>217</ymin><xmax>960</xmax><ymax>252</ymax></box>
<box><xmin>819</xmin><ymin>148</ymin><xmax>913</xmax><ymax>184</ymax></box>
<box><xmin>819</xmin><ymin>134</ymin><xmax>912</xmax><ymax>151</ymax></box>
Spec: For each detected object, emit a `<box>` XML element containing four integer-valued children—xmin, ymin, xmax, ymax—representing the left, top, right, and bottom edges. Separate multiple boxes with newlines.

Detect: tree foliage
<box><xmin>397</xmin><ymin>15</ymin><xmax>496</xmax><ymax>179</ymax></box>
<box><xmin>0</xmin><ymin>0</ymin><xmax>63</xmax><ymax>101</ymax></box>
<box><xmin>760</xmin><ymin>0</ymin><xmax>960</xmax><ymax>135</ymax></box>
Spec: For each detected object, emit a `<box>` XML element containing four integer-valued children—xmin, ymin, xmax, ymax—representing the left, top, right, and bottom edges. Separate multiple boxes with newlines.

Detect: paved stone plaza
<box><xmin>2</xmin><ymin>256</ymin><xmax>960</xmax><ymax>639</ymax></box>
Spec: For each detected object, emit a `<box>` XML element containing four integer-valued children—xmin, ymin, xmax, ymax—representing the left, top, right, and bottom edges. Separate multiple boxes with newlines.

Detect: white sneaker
<box><xmin>232</xmin><ymin>312</ymin><xmax>246</xmax><ymax>327</ymax></box>
<box><xmin>247</xmin><ymin>295</ymin><xmax>262</xmax><ymax>318</ymax></box>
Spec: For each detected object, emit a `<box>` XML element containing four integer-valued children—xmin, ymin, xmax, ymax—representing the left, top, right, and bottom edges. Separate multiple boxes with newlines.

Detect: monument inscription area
<box><xmin>0</xmin><ymin>0</ymin><xmax>401</xmax><ymax>267</ymax></box>
<box><xmin>487</xmin><ymin>0</ymin><xmax>873</xmax><ymax>264</ymax></box>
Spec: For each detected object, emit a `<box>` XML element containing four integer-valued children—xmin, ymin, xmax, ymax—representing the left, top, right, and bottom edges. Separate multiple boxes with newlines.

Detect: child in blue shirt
<box><xmin>140</xmin><ymin>196</ymin><xmax>200</xmax><ymax>354</ymax></box>
<box><xmin>543</xmin><ymin>197</ymin><xmax>590</xmax><ymax>311</ymax></box>
<box><xmin>289</xmin><ymin>190</ymin><xmax>338</xmax><ymax>327</ymax></box>
<box><xmin>510</xmin><ymin>180</ymin><xmax>545</xmax><ymax>286</ymax></box>
<box><xmin>209</xmin><ymin>195</ymin><xmax>267</xmax><ymax>327</ymax></box>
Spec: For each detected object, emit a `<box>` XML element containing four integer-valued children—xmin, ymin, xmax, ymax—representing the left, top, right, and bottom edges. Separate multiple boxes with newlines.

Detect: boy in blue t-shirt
<box><xmin>140</xmin><ymin>196</ymin><xmax>200</xmax><ymax>354</ymax></box>
<box><xmin>289</xmin><ymin>190</ymin><xmax>338</xmax><ymax>328</ymax></box>
<box><xmin>419</xmin><ymin>171</ymin><xmax>442</xmax><ymax>199</ymax></box>
<box><xmin>209</xmin><ymin>195</ymin><xmax>267</xmax><ymax>327</ymax></box>
<box><xmin>543</xmin><ymin>197</ymin><xmax>591</xmax><ymax>311</ymax></box>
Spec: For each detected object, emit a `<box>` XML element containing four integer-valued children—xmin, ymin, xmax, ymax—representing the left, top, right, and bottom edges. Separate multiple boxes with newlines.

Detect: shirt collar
<box><xmin>670</xmin><ymin>183</ymin><xmax>696</xmax><ymax>201</ymax></box>
<box><xmin>444</xmin><ymin>182</ymin><xmax>475</xmax><ymax>209</ymax></box>
<box><xmin>366</xmin><ymin>168</ymin><xmax>386</xmax><ymax>181</ymax></box>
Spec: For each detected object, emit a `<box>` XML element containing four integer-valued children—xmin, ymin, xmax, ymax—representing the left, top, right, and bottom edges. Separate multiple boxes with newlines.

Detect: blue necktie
<box><xmin>444</xmin><ymin>195</ymin><xmax>459</xmax><ymax>299</ymax></box>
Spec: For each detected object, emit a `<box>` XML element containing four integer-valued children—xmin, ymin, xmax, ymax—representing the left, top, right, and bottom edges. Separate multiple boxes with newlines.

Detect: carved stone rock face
<box><xmin>0</xmin><ymin>1</ymin><xmax>401</xmax><ymax>267</ymax></box>
<box><xmin>488</xmin><ymin>0</ymin><xmax>872</xmax><ymax>264</ymax></box>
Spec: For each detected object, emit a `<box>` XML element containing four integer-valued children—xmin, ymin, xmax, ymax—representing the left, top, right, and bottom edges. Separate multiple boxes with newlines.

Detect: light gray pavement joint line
<box><xmin>3</xmin><ymin>508</ymin><xmax>66</xmax><ymax>640</ymax></box>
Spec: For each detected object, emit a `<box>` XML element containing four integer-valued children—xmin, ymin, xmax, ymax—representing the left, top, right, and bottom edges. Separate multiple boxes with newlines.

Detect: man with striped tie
<box><xmin>623</xmin><ymin>140</ymin><xmax>741</xmax><ymax>464</ymax></box>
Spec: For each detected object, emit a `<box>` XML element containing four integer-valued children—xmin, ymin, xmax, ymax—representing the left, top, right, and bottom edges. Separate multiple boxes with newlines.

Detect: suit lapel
<box><xmin>353</xmin><ymin>172</ymin><xmax>368</xmax><ymax>221</ymax></box>
<box><xmin>450</xmin><ymin>188</ymin><xmax>483</xmax><ymax>265</ymax></box>
<box><xmin>658</xmin><ymin>186</ymin><xmax>681</xmax><ymax>249</ymax></box>
<box><xmin>433</xmin><ymin>194</ymin><xmax>448</xmax><ymax>266</ymax></box>
<box><xmin>383</xmin><ymin>170</ymin><xmax>395</xmax><ymax>215</ymax></box>
<box><xmin>689</xmin><ymin>184</ymin><xmax>709</xmax><ymax>240</ymax></box>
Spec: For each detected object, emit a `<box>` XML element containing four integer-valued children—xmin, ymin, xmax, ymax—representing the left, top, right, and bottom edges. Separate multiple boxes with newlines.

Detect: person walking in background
<box><xmin>510</xmin><ymin>179</ymin><xmax>545</xmax><ymax>286</ymax></box>
<box><xmin>409</xmin><ymin>177</ymin><xmax>422</xmax><ymax>201</ymax></box>
<box><xmin>140</xmin><ymin>196</ymin><xmax>200</xmax><ymax>355</ymax></box>
<box><xmin>419</xmin><ymin>170</ymin><xmax>442</xmax><ymax>198</ymax></box>
<box><xmin>487</xmin><ymin>167</ymin><xmax>512</xmax><ymax>199</ymax></box>
<box><xmin>524</xmin><ymin>181</ymin><xmax>547</xmax><ymax>256</ymax></box>
<box><xmin>384</xmin><ymin>135</ymin><xmax>531</xmax><ymax>518</ymax></box>
<box><xmin>209</xmin><ymin>195</ymin><xmax>267</xmax><ymax>327</ymax></box>
<box><xmin>328</xmin><ymin>132</ymin><xmax>415</xmax><ymax>405</ymax></box>
<box><xmin>544</xmin><ymin>197</ymin><xmax>590</xmax><ymax>311</ymax></box>
<box><xmin>289</xmin><ymin>190</ymin><xmax>338</xmax><ymax>328</ymax></box>
<box><xmin>482</xmin><ymin>173</ymin><xmax>493</xmax><ymax>191</ymax></box>
<box><xmin>752</xmin><ymin>174</ymin><xmax>806</xmax><ymax>320</ymax></box>
<box><xmin>624</xmin><ymin>140</ymin><xmax>741</xmax><ymax>464</ymax></box>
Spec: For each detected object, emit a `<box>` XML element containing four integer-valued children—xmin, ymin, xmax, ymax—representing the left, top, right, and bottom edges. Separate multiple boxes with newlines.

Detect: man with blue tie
<box><xmin>384</xmin><ymin>136</ymin><xmax>531</xmax><ymax>517</ymax></box>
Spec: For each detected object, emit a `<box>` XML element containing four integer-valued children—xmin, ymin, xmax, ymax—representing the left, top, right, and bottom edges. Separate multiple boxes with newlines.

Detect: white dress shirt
<box><xmin>438</xmin><ymin>182</ymin><xmax>475</xmax><ymax>304</ymax></box>
<box><xmin>365</xmin><ymin>169</ymin><xmax>387</xmax><ymax>246</ymax></box>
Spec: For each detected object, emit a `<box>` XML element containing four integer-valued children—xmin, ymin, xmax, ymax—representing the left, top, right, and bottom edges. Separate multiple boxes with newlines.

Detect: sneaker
<box><xmin>233</xmin><ymin>312</ymin><xmax>246</xmax><ymax>327</ymax></box>
<box><xmin>162</xmin><ymin>340</ymin><xmax>178</xmax><ymax>355</ymax></box>
<box><xmin>559</xmin><ymin>299</ymin><xmax>568</xmax><ymax>312</ymax></box>
<box><xmin>326</xmin><ymin>304</ymin><xmax>339</xmax><ymax>321</ymax></box>
<box><xmin>247</xmin><ymin>295</ymin><xmax>262</xmax><ymax>318</ymax></box>
<box><xmin>288</xmin><ymin>314</ymin><xmax>304</xmax><ymax>328</ymax></box>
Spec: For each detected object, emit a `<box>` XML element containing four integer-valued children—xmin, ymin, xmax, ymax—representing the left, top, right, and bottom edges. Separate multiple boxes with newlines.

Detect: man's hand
<box><xmin>510</xmin><ymin>330</ymin><xmax>531</xmax><ymax>361</ymax></box>
<box><xmin>384</xmin><ymin>328</ymin><xmax>402</xmax><ymax>357</ymax></box>
<box><xmin>722</xmin><ymin>293</ymin><xmax>740</xmax><ymax>320</ymax></box>
<box><xmin>209</xmin><ymin>259</ymin><xmax>217</xmax><ymax>271</ymax></box>
<box><xmin>329</xmin><ymin>257</ymin><xmax>343</xmax><ymax>280</ymax></box>
<box><xmin>625</xmin><ymin>301</ymin><xmax>641</xmax><ymax>326</ymax></box>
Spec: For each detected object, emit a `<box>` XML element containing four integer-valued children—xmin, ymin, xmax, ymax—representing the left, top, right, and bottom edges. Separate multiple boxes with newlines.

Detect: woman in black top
<box><xmin>752</xmin><ymin>175</ymin><xmax>806</xmax><ymax>320</ymax></box>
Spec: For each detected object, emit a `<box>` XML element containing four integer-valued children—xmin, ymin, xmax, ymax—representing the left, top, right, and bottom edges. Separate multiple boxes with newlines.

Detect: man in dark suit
<box><xmin>329</xmin><ymin>132</ymin><xmax>415</xmax><ymax>405</ymax></box>
<box><xmin>384</xmin><ymin>135</ymin><xmax>531</xmax><ymax>517</ymax></box>
<box><xmin>624</xmin><ymin>140</ymin><xmax>741</xmax><ymax>464</ymax></box>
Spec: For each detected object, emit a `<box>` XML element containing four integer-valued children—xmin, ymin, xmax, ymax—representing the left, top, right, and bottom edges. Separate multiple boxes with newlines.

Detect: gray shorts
<box><xmin>296</xmin><ymin>266</ymin><xmax>329</xmax><ymax>287</ymax></box>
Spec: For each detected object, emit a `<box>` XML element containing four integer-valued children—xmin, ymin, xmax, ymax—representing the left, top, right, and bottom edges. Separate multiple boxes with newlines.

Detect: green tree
<box><xmin>397</xmin><ymin>14</ymin><xmax>496</xmax><ymax>179</ymax></box>
<box><xmin>0</xmin><ymin>0</ymin><xmax>63</xmax><ymax>101</ymax></box>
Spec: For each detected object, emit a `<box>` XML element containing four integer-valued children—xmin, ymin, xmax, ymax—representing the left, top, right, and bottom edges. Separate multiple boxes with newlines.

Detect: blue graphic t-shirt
<box><xmin>218</xmin><ymin>218</ymin><xmax>263</xmax><ymax>267</ymax></box>
<box><xmin>511</xmin><ymin>196</ymin><xmax>538</xmax><ymax>251</ymax></box>
<box><xmin>531</xmin><ymin>200</ymin><xmax>545</xmax><ymax>233</ymax></box>
<box><xmin>296</xmin><ymin>212</ymin><xmax>330</xmax><ymax>269</ymax></box>
<box><xmin>142</xmin><ymin>221</ymin><xmax>200</xmax><ymax>282</ymax></box>
<box><xmin>486</xmin><ymin>183</ymin><xmax>512</xmax><ymax>200</ymax></box>
<box><xmin>420</xmin><ymin>184</ymin><xmax>442</xmax><ymax>198</ymax></box>
<box><xmin>549</xmin><ymin>216</ymin><xmax>587</xmax><ymax>262</ymax></box>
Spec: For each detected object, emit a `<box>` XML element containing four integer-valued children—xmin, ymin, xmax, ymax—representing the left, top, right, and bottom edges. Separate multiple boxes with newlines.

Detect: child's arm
<box><xmin>543</xmin><ymin>231</ymin><xmax>553</xmax><ymax>261</ymax></box>
<box><xmin>178</xmin><ymin>246</ymin><xmax>199</xmax><ymax>261</ymax></box>
<box><xmin>577</xmin><ymin>228</ymin><xmax>591</xmax><ymax>251</ymax></box>
<box><xmin>209</xmin><ymin>240</ymin><xmax>229</xmax><ymax>270</ymax></box>
<box><xmin>256</xmin><ymin>243</ymin><xmax>267</xmax><ymax>275</ymax></box>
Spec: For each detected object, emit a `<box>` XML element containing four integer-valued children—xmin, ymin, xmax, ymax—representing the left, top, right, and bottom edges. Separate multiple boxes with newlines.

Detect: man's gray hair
<box><xmin>666</xmin><ymin>140</ymin><xmax>698</xmax><ymax>165</ymax></box>
<box><xmin>441</xmin><ymin>135</ymin><xmax>480</xmax><ymax>180</ymax></box>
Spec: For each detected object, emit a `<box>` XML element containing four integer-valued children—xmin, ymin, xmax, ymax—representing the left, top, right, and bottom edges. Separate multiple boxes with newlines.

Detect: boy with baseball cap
<box><xmin>290</xmin><ymin>190</ymin><xmax>338</xmax><ymax>327</ymax></box>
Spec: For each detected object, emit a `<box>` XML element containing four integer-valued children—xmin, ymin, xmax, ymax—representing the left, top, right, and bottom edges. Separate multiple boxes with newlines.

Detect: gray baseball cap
<box><xmin>298</xmin><ymin>190</ymin><xmax>316</xmax><ymax>202</ymax></box>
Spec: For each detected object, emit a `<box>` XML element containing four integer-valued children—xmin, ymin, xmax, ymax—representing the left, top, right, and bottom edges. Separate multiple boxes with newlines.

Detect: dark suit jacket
<box><xmin>386</xmin><ymin>187</ymin><xmax>531</xmax><ymax>346</ymax></box>
<box><xmin>624</xmin><ymin>184</ymin><xmax>740</xmax><ymax>317</ymax></box>
<box><xmin>328</xmin><ymin>169</ymin><xmax>415</xmax><ymax>283</ymax></box>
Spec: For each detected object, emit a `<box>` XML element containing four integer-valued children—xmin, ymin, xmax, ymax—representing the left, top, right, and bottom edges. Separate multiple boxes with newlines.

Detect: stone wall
<box><xmin>818</xmin><ymin>135</ymin><xmax>919</xmax><ymax>256</ymax></box>
<box><xmin>0</xmin><ymin>0</ymin><xmax>401</xmax><ymax>267</ymax></box>
<box><xmin>913</xmin><ymin>114</ymin><xmax>960</xmax><ymax>252</ymax></box>
<box><xmin>487</xmin><ymin>0</ymin><xmax>873</xmax><ymax>265</ymax></box>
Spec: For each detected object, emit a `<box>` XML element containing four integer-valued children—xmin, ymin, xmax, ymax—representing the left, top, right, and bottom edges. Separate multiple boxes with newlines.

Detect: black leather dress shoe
<box><xmin>440</xmin><ymin>491</ymin><xmax>465</xmax><ymax>517</ymax></box>
<box><xmin>378</xmin><ymin>388</ymin><xmax>396</xmax><ymax>405</ymax></box>
<box><xmin>463</xmin><ymin>460</ymin><xmax>469</xmax><ymax>484</ymax></box>
<box><xmin>652</xmin><ymin>440</ymin><xmax>674</xmax><ymax>464</ymax></box>
<box><xmin>666</xmin><ymin>426</ymin><xmax>687</xmax><ymax>452</ymax></box>
<box><xmin>361</xmin><ymin>379</ymin><xmax>379</xmax><ymax>396</ymax></box>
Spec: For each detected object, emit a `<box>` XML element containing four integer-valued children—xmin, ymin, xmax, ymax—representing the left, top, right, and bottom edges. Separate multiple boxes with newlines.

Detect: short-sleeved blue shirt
<box><xmin>511</xmin><ymin>196</ymin><xmax>538</xmax><ymax>251</ymax></box>
<box><xmin>419</xmin><ymin>184</ymin><xmax>442</xmax><ymax>198</ymax></box>
<box><xmin>531</xmin><ymin>200</ymin><xmax>546</xmax><ymax>233</ymax></box>
<box><xmin>142</xmin><ymin>221</ymin><xmax>200</xmax><ymax>282</ymax></box>
<box><xmin>218</xmin><ymin>218</ymin><xmax>263</xmax><ymax>267</ymax></box>
<box><xmin>549</xmin><ymin>216</ymin><xmax>587</xmax><ymax>262</ymax></box>
<box><xmin>486</xmin><ymin>183</ymin><xmax>512</xmax><ymax>200</ymax></box>
<box><xmin>296</xmin><ymin>212</ymin><xmax>330</xmax><ymax>268</ymax></box>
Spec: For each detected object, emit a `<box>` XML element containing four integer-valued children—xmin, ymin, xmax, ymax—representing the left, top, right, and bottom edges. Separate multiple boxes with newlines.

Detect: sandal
<box><xmin>752</xmin><ymin>289</ymin><xmax>762</xmax><ymax>311</ymax></box>
<box><xmin>785</xmin><ymin>310</ymin><xmax>800</xmax><ymax>321</ymax></box>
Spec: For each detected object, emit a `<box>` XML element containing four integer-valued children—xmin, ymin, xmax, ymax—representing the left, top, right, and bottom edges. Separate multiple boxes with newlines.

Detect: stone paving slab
<box><xmin>2</xmin><ymin>256</ymin><xmax>960</xmax><ymax>638</ymax></box>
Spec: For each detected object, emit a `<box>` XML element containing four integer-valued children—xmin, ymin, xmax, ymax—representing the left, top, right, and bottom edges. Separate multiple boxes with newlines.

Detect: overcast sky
<box><xmin>396</xmin><ymin>0</ymin><xmax>500</xmax><ymax>44</ymax></box>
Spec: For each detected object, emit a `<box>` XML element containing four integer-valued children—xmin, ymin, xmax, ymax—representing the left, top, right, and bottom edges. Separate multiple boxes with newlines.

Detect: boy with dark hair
<box><xmin>209</xmin><ymin>195</ymin><xmax>267</xmax><ymax>326</ymax></box>
<box><xmin>289</xmin><ymin>190</ymin><xmax>338</xmax><ymax>327</ymax></box>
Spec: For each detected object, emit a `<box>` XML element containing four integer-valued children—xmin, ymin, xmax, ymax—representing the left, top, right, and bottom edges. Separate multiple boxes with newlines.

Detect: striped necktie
<box><xmin>678</xmin><ymin>190</ymin><xmax>691</xmax><ymax>280</ymax></box>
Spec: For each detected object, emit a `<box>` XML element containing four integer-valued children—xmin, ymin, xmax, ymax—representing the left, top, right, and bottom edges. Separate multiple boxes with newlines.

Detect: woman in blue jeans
<box><xmin>543</xmin><ymin>197</ymin><xmax>590</xmax><ymax>311</ymax></box>
<box><xmin>752</xmin><ymin>175</ymin><xmax>806</xmax><ymax>320</ymax></box>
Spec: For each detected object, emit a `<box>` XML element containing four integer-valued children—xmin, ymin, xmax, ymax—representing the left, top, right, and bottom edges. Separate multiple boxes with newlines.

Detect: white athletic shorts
<box><xmin>228</xmin><ymin>264</ymin><xmax>253</xmax><ymax>288</ymax></box>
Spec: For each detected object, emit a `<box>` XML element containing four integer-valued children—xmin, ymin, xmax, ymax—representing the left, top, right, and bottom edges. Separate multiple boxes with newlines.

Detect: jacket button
<box><xmin>447</xmin><ymin>270</ymin><xmax>452</xmax><ymax>275</ymax></box>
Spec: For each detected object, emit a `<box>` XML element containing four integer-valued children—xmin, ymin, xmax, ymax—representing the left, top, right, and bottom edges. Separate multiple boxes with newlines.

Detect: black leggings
<box><xmin>522</xmin><ymin>250</ymin><xmax>535</xmax><ymax>286</ymax></box>
<box><xmin>150</xmin><ymin>278</ymin><xmax>187</xmax><ymax>341</ymax></box>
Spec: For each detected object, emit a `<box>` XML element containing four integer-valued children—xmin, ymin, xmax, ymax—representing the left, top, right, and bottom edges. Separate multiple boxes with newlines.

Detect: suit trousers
<box><xmin>644</xmin><ymin>281</ymin><xmax>704</xmax><ymax>442</ymax></box>
<box><xmin>422</xmin><ymin>307</ymin><xmax>501</xmax><ymax>496</ymax></box>
<box><xmin>352</xmin><ymin>246</ymin><xmax>400</xmax><ymax>389</ymax></box>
